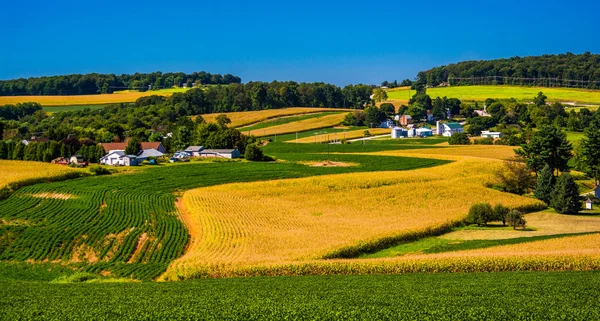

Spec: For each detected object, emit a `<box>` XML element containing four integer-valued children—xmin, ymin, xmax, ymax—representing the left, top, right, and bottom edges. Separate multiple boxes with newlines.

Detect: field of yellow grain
<box><xmin>161</xmin><ymin>157</ymin><xmax>543</xmax><ymax>280</ymax></box>
<box><xmin>0</xmin><ymin>160</ymin><xmax>85</xmax><ymax>190</ymax></box>
<box><xmin>290</xmin><ymin>128</ymin><xmax>390</xmax><ymax>143</ymax></box>
<box><xmin>200</xmin><ymin>108</ymin><xmax>352</xmax><ymax>128</ymax></box>
<box><xmin>371</xmin><ymin>145</ymin><xmax>519</xmax><ymax>161</ymax></box>
<box><xmin>0</xmin><ymin>89</ymin><xmax>183</xmax><ymax>107</ymax></box>
<box><xmin>245</xmin><ymin>113</ymin><xmax>348</xmax><ymax>137</ymax></box>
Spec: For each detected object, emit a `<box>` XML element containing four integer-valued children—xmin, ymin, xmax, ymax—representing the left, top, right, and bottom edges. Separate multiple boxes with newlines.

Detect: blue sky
<box><xmin>2</xmin><ymin>0</ymin><xmax>599</xmax><ymax>85</ymax></box>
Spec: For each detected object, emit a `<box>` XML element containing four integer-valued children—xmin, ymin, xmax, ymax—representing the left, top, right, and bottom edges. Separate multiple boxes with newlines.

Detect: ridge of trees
<box><xmin>415</xmin><ymin>52</ymin><xmax>600</xmax><ymax>88</ymax></box>
<box><xmin>0</xmin><ymin>71</ymin><xmax>242</xmax><ymax>96</ymax></box>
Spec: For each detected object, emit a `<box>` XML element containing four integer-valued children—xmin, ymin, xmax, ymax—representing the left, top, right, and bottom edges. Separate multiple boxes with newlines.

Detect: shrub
<box><xmin>467</xmin><ymin>203</ymin><xmax>493</xmax><ymax>226</ymax></box>
<box><xmin>363</xmin><ymin>130</ymin><xmax>372</xmax><ymax>137</ymax></box>
<box><xmin>89</xmin><ymin>165</ymin><xmax>112</xmax><ymax>176</ymax></box>
<box><xmin>534</xmin><ymin>164</ymin><xmax>555</xmax><ymax>204</ymax></box>
<box><xmin>448</xmin><ymin>133</ymin><xmax>471</xmax><ymax>145</ymax></box>
<box><xmin>244</xmin><ymin>144</ymin><xmax>273</xmax><ymax>161</ymax></box>
<box><xmin>492</xmin><ymin>204</ymin><xmax>510</xmax><ymax>226</ymax></box>
<box><xmin>473</xmin><ymin>137</ymin><xmax>494</xmax><ymax>145</ymax></box>
<box><xmin>550</xmin><ymin>173</ymin><xmax>581</xmax><ymax>214</ymax></box>
<box><xmin>506</xmin><ymin>210</ymin><xmax>526</xmax><ymax>229</ymax></box>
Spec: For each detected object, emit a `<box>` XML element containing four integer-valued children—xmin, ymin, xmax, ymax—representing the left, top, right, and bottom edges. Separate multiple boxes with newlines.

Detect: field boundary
<box><xmin>0</xmin><ymin>172</ymin><xmax>89</xmax><ymax>201</ymax></box>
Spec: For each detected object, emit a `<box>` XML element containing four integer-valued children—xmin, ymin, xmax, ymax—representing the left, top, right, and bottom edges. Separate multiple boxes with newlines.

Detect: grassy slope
<box><xmin>2</xmin><ymin>272</ymin><xmax>600</xmax><ymax>320</ymax></box>
<box><xmin>386</xmin><ymin>85</ymin><xmax>600</xmax><ymax>104</ymax></box>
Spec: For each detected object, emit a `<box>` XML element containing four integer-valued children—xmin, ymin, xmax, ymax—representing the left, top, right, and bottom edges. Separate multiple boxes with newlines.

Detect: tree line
<box><xmin>415</xmin><ymin>52</ymin><xmax>600</xmax><ymax>88</ymax></box>
<box><xmin>0</xmin><ymin>71</ymin><xmax>242</xmax><ymax>96</ymax></box>
<box><xmin>0</xmin><ymin>81</ymin><xmax>373</xmax><ymax>147</ymax></box>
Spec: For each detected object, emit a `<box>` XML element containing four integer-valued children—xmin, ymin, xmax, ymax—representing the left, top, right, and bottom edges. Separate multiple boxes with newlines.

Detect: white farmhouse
<box><xmin>436</xmin><ymin>121</ymin><xmax>464</xmax><ymax>137</ymax></box>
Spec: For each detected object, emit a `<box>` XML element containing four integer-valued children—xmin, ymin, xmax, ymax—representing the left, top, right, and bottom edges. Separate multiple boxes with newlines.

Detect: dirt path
<box><xmin>175</xmin><ymin>197</ymin><xmax>201</xmax><ymax>258</ymax></box>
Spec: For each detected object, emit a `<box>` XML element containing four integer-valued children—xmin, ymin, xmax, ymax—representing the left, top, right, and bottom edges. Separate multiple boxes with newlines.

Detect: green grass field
<box><xmin>386</xmin><ymin>85</ymin><xmax>600</xmax><ymax>104</ymax></box>
<box><xmin>2</xmin><ymin>272</ymin><xmax>599</xmax><ymax>320</ymax></box>
<box><xmin>42</xmin><ymin>104</ymin><xmax>113</xmax><ymax>113</ymax></box>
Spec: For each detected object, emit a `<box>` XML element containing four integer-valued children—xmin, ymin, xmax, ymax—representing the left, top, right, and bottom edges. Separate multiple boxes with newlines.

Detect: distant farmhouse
<box><xmin>436</xmin><ymin>121</ymin><xmax>464</xmax><ymax>137</ymax></box>
<box><xmin>399</xmin><ymin>115</ymin><xmax>413</xmax><ymax>126</ymax></box>
<box><xmin>99</xmin><ymin>151</ymin><xmax>139</xmax><ymax>166</ymax></box>
<box><xmin>184</xmin><ymin>146</ymin><xmax>240</xmax><ymax>159</ymax></box>
<box><xmin>481</xmin><ymin>131</ymin><xmax>502</xmax><ymax>139</ymax></box>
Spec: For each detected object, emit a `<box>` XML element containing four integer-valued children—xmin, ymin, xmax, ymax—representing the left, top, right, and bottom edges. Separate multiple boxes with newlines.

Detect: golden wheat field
<box><xmin>371</xmin><ymin>145</ymin><xmax>520</xmax><ymax>161</ymax></box>
<box><xmin>290</xmin><ymin>128</ymin><xmax>390</xmax><ymax>143</ymax></box>
<box><xmin>0</xmin><ymin>90</ymin><xmax>180</xmax><ymax>107</ymax></box>
<box><xmin>0</xmin><ymin>160</ymin><xmax>84</xmax><ymax>189</ymax></box>
<box><xmin>200</xmin><ymin>108</ymin><xmax>352</xmax><ymax>128</ymax></box>
<box><xmin>161</xmin><ymin>157</ymin><xmax>543</xmax><ymax>280</ymax></box>
<box><xmin>244</xmin><ymin>113</ymin><xmax>347</xmax><ymax>137</ymax></box>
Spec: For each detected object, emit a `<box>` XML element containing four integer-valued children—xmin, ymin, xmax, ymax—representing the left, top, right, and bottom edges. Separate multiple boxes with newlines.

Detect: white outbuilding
<box><xmin>481</xmin><ymin>131</ymin><xmax>502</xmax><ymax>139</ymax></box>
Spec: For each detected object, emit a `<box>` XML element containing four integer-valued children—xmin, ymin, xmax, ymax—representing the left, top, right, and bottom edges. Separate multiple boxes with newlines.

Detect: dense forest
<box><xmin>415</xmin><ymin>52</ymin><xmax>600</xmax><ymax>88</ymax></box>
<box><xmin>0</xmin><ymin>71</ymin><xmax>242</xmax><ymax>96</ymax></box>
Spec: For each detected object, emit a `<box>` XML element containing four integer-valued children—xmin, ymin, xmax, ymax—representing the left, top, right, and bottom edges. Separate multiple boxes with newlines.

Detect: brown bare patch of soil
<box><xmin>100</xmin><ymin>270</ymin><xmax>112</xmax><ymax>277</ymax></box>
<box><xmin>127</xmin><ymin>232</ymin><xmax>153</xmax><ymax>263</ymax></box>
<box><xmin>30</xmin><ymin>193</ymin><xmax>74</xmax><ymax>200</ymax></box>
<box><xmin>175</xmin><ymin>198</ymin><xmax>200</xmax><ymax>255</ymax></box>
<box><xmin>299</xmin><ymin>161</ymin><xmax>359</xmax><ymax>167</ymax></box>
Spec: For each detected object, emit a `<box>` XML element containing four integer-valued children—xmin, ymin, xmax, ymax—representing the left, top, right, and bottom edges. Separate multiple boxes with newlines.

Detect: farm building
<box><xmin>70</xmin><ymin>155</ymin><xmax>85</xmax><ymax>165</ymax></box>
<box><xmin>184</xmin><ymin>146</ymin><xmax>205</xmax><ymax>157</ymax></box>
<box><xmin>399</xmin><ymin>115</ymin><xmax>413</xmax><ymax>126</ymax></box>
<box><xmin>174</xmin><ymin>151</ymin><xmax>191</xmax><ymax>159</ymax></box>
<box><xmin>595</xmin><ymin>186</ymin><xmax>600</xmax><ymax>199</ymax></box>
<box><xmin>391</xmin><ymin>127</ymin><xmax>408</xmax><ymax>138</ymax></box>
<box><xmin>379</xmin><ymin>120</ymin><xmax>395</xmax><ymax>128</ymax></box>
<box><xmin>426</xmin><ymin>111</ymin><xmax>434</xmax><ymax>122</ymax></box>
<box><xmin>416</xmin><ymin>127</ymin><xmax>433</xmax><ymax>137</ymax></box>
<box><xmin>136</xmin><ymin>148</ymin><xmax>164</xmax><ymax>162</ymax></box>
<box><xmin>21</xmin><ymin>136</ymin><xmax>50</xmax><ymax>146</ymax></box>
<box><xmin>586</xmin><ymin>198</ymin><xmax>593</xmax><ymax>210</ymax></box>
<box><xmin>99</xmin><ymin>150</ymin><xmax>139</xmax><ymax>166</ymax></box>
<box><xmin>198</xmin><ymin>149</ymin><xmax>240</xmax><ymax>159</ymax></box>
<box><xmin>481</xmin><ymin>131</ymin><xmax>502</xmax><ymax>139</ymax></box>
<box><xmin>474</xmin><ymin>110</ymin><xmax>491</xmax><ymax>117</ymax></box>
<box><xmin>436</xmin><ymin>121</ymin><xmax>464</xmax><ymax>137</ymax></box>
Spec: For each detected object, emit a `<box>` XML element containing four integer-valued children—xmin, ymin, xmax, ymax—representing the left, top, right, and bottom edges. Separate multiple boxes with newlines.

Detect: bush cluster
<box><xmin>466</xmin><ymin>203</ymin><xmax>525</xmax><ymax>229</ymax></box>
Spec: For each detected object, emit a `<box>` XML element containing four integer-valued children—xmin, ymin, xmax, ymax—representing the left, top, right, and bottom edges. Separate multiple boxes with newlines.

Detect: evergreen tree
<box><xmin>0</xmin><ymin>141</ymin><xmax>6</xmax><ymax>159</ymax></box>
<box><xmin>550</xmin><ymin>174</ymin><xmax>581</xmax><ymax>214</ymax></box>
<box><xmin>515</xmin><ymin>125</ymin><xmax>572</xmax><ymax>174</ymax></box>
<box><xmin>580</xmin><ymin>123</ymin><xmax>600</xmax><ymax>186</ymax></box>
<box><xmin>13</xmin><ymin>142</ymin><xmax>24</xmax><ymax>160</ymax></box>
<box><xmin>534</xmin><ymin>164</ymin><xmax>556</xmax><ymax>204</ymax></box>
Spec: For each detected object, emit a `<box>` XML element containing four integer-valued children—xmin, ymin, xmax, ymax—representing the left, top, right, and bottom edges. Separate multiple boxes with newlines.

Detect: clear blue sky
<box><xmin>2</xmin><ymin>0</ymin><xmax>599</xmax><ymax>86</ymax></box>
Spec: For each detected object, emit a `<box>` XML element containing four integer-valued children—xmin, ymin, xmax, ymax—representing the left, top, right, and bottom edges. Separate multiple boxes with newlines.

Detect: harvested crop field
<box><xmin>0</xmin><ymin>160</ymin><xmax>85</xmax><ymax>190</ymax></box>
<box><xmin>0</xmin><ymin>89</ymin><xmax>185</xmax><ymax>106</ymax></box>
<box><xmin>161</xmin><ymin>157</ymin><xmax>543</xmax><ymax>280</ymax></box>
<box><xmin>290</xmin><ymin>128</ymin><xmax>390</xmax><ymax>143</ymax></box>
<box><xmin>200</xmin><ymin>108</ymin><xmax>352</xmax><ymax>128</ymax></box>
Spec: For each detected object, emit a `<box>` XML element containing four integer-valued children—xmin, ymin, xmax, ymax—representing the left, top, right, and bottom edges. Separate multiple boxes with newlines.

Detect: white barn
<box><xmin>184</xmin><ymin>146</ymin><xmax>205</xmax><ymax>157</ymax></box>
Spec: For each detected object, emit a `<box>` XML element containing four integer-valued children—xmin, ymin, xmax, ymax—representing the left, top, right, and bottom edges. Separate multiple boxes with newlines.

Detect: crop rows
<box><xmin>200</xmin><ymin>107</ymin><xmax>351</xmax><ymax>128</ymax></box>
<box><xmin>162</xmin><ymin>157</ymin><xmax>544</xmax><ymax>280</ymax></box>
<box><xmin>290</xmin><ymin>128</ymin><xmax>390</xmax><ymax>143</ymax></box>
<box><xmin>0</xmin><ymin>178</ymin><xmax>188</xmax><ymax>280</ymax></box>
<box><xmin>4</xmin><ymin>272</ymin><xmax>600</xmax><ymax>320</ymax></box>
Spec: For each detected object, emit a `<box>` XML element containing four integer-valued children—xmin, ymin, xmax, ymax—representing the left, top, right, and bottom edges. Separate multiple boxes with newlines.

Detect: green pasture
<box><xmin>386</xmin><ymin>85</ymin><xmax>600</xmax><ymax>104</ymax></box>
<box><xmin>42</xmin><ymin>104</ymin><xmax>112</xmax><ymax>113</ymax></box>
